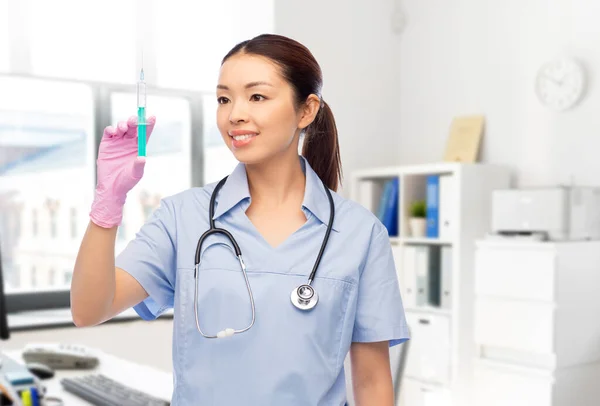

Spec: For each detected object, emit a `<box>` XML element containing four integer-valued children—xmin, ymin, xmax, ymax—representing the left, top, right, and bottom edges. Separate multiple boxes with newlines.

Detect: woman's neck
<box><xmin>245</xmin><ymin>152</ymin><xmax>305</xmax><ymax>210</ymax></box>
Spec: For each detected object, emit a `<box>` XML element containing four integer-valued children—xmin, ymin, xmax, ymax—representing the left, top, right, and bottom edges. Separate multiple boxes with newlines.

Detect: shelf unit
<box><xmin>350</xmin><ymin>162</ymin><xmax>511</xmax><ymax>406</ymax></box>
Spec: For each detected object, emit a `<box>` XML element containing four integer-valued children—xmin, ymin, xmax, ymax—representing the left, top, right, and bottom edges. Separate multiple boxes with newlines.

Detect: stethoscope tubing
<box><xmin>193</xmin><ymin>173</ymin><xmax>334</xmax><ymax>338</ymax></box>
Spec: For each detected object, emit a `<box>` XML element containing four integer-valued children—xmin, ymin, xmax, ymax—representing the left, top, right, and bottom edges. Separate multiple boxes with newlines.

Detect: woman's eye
<box><xmin>217</xmin><ymin>97</ymin><xmax>229</xmax><ymax>104</ymax></box>
<box><xmin>251</xmin><ymin>94</ymin><xmax>266</xmax><ymax>102</ymax></box>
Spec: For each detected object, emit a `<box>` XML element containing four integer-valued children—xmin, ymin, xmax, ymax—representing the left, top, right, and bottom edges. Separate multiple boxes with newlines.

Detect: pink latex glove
<box><xmin>89</xmin><ymin>115</ymin><xmax>156</xmax><ymax>228</ymax></box>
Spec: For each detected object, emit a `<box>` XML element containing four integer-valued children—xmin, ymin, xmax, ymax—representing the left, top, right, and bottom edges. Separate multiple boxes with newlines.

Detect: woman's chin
<box><xmin>230</xmin><ymin>147</ymin><xmax>265</xmax><ymax>165</ymax></box>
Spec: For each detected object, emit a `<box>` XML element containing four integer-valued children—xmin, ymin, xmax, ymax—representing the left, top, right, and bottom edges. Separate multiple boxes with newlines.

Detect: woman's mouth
<box><xmin>229</xmin><ymin>130</ymin><xmax>258</xmax><ymax>148</ymax></box>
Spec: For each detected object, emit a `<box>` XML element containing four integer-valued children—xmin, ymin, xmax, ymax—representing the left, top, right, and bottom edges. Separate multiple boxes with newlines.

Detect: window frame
<box><xmin>1</xmin><ymin>72</ymin><xmax>207</xmax><ymax>314</ymax></box>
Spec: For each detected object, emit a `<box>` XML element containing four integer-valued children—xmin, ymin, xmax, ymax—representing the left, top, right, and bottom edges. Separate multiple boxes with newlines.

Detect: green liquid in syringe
<box><xmin>138</xmin><ymin>106</ymin><xmax>146</xmax><ymax>157</ymax></box>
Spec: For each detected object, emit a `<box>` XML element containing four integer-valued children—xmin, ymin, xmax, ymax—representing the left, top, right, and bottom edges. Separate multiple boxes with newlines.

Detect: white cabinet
<box><xmin>473</xmin><ymin>361</ymin><xmax>554</xmax><ymax>406</ymax></box>
<box><xmin>404</xmin><ymin>312</ymin><xmax>451</xmax><ymax>385</ymax></box>
<box><xmin>475</xmin><ymin>297</ymin><xmax>555</xmax><ymax>356</ymax></box>
<box><xmin>474</xmin><ymin>245</ymin><xmax>555</xmax><ymax>301</ymax></box>
<box><xmin>473</xmin><ymin>240</ymin><xmax>600</xmax><ymax>405</ymax></box>
<box><xmin>473</xmin><ymin>360</ymin><xmax>600</xmax><ymax>406</ymax></box>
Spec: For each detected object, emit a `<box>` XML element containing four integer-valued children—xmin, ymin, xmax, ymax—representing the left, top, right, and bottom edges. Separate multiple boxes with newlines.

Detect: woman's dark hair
<box><xmin>222</xmin><ymin>33</ymin><xmax>342</xmax><ymax>192</ymax></box>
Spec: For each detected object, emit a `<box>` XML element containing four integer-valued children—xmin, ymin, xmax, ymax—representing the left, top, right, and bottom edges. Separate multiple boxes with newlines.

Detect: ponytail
<box><xmin>302</xmin><ymin>101</ymin><xmax>343</xmax><ymax>192</ymax></box>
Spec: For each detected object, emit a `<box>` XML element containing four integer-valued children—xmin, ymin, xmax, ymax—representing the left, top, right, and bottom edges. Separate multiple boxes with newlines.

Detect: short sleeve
<box><xmin>115</xmin><ymin>198</ymin><xmax>177</xmax><ymax>321</ymax></box>
<box><xmin>352</xmin><ymin>227</ymin><xmax>410</xmax><ymax>347</ymax></box>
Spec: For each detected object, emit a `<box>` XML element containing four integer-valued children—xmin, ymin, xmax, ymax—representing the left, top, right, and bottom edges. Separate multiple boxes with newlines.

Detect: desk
<box><xmin>8</xmin><ymin>308</ymin><xmax>173</xmax><ymax>332</ymax></box>
<box><xmin>5</xmin><ymin>348</ymin><xmax>173</xmax><ymax>405</ymax></box>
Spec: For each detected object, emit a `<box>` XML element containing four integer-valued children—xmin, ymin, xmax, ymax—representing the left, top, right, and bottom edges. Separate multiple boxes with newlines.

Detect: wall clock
<box><xmin>535</xmin><ymin>58</ymin><xmax>586</xmax><ymax>111</ymax></box>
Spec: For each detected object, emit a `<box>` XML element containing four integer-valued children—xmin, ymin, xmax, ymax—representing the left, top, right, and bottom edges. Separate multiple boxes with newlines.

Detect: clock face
<box><xmin>535</xmin><ymin>58</ymin><xmax>585</xmax><ymax>111</ymax></box>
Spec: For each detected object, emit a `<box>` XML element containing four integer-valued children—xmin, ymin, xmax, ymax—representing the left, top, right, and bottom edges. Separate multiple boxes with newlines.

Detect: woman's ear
<box><xmin>298</xmin><ymin>94</ymin><xmax>322</xmax><ymax>130</ymax></box>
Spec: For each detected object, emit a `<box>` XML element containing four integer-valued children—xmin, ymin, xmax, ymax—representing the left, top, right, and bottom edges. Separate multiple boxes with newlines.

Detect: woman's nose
<box><xmin>229</xmin><ymin>102</ymin><xmax>249</xmax><ymax>124</ymax></box>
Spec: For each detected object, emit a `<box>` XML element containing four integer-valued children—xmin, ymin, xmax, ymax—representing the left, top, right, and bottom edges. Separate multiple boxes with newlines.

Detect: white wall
<box><xmin>398</xmin><ymin>0</ymin><xmax>600</xmax><ymax>187</ymax></box>
<box><xmin>275</xmin><ymin>0</ymin><xmax>403</xmax><ymax>197</ymax></box>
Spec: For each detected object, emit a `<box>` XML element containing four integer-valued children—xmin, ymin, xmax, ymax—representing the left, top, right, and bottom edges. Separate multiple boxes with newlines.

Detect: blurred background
<box><xmin>2</xmin><ymin>1</ymin><xmax>600</xmax><ymax>405</ymax></box>
<box><xmin>0</xmin><ymin>0</ymin><xmax>270</xmax><ymax>295</ymax></box>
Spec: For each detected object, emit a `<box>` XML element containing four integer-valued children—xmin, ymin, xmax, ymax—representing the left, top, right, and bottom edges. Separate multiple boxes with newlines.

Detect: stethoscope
<box><xmin>194</xmin><ymin>174</ymin><xmax>335</xmax><ymax>339</ymax></box>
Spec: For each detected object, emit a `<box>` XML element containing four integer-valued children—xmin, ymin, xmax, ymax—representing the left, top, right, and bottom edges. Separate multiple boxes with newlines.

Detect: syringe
<box><xmin>137</xmin><ymin>68</ymin><xmax>147</xmax><ymax>157</ymax></box>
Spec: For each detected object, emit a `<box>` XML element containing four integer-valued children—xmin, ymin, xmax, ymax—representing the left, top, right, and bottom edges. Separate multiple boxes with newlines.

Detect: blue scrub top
<box><xmin>116</xmin><ymin>155</ymin><xmax>410</xmax><ymax>405</ymax></box>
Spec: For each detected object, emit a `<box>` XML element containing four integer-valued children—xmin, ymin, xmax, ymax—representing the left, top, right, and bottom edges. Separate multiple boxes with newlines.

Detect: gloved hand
<box><xmin>89</xmin><ymin>115</ymin><xmax>156</xmax><ymax>228</ymax></box>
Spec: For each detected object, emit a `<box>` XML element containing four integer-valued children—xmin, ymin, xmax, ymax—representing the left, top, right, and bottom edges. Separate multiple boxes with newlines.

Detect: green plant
<box><xmin>409</xmin><ymin>200</ymin><xmax>426</xmax><ymax>218</ymax></box>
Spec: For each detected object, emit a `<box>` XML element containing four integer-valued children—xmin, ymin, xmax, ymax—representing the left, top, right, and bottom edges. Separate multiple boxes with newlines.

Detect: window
<box><xmin>70</xmin><ymin>207</ymin><xmax>77</xmax><ymax>239</ymax></box>
<box><xmin>31</xmin><ymin>209</ymin><xmax>37</xmax><ymax>237</ymax></box>
<box><xmin>141</xmin><ymin>195</ymin><xmax>157</xmax><ymax>220</ymax></box>
<box><xmin>117</xmin><ymin>222</ymin><xmax>126</xmax><ymax>241</ymax></box>
<box><xmin>11</xmin><ymin>265</ymin><xmax>20</xmax><ymax>289</ymax></box>
<box><xmin>63</xmin><ymin>270</ymin><xmax>72</xmax><ymax>285</ymax></box>
<box><xmin>0</xmin><ymin>200</ymin><xmax>22</xmax><ymax>268</ymax></box>
<box><xmin>50</xmin><ymin>211</ymin><xmax>56</xmax><ymax>238</ymax></box>
<box><xmin>30</xmin><ymin>266</ymin><xmax>37</xmax><ymax>288</ymax></box>
<box><xmin>14</xmin><ymin>209</ymin><xmax>21</xmax><ymax>240</ymax></box>
<box><xmin>0</xmin><ymin>2</ymin><xmax>274</xmax><ymax>314</ymax></box>
<box><xmin>0</xmin><ymin>76</ymin><xmax>95</xmax><ymax>294</ymax></box>
<box><xmin>46</xmin><ymin>199</ymin><xmax>59</xmax><ymax>239</ymax></box>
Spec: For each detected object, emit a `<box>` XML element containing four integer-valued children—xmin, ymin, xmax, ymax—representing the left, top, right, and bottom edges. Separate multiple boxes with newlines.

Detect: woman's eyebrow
<box><xmin>217</xmin><ymin>81</ymin><xmax>274</xmax><ymax>90</ymax></box>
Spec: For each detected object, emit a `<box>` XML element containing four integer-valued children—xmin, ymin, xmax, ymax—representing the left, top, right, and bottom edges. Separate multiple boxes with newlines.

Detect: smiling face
<box><xmin>216</xmin><ymin>53</ymin><xmax>316</xmax><ymax>165</ymax></box>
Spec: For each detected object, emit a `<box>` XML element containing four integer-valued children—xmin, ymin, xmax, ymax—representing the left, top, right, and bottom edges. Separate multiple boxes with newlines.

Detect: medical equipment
<box><xmin>194</xmin><ymin>174</ymin><xmax>335</xmax><ymax>339</ymax></box>
<box><xmin>491</xmin><ymin>186</ymin><xmax>600</xmax><ymax>241</ymax></box>
<box><xmin>22</xmin><ymin>343</ymin><xmax>99</xmax><ymax>370</ymax></box>
<box><xmin>137</xmin><ymin>68</ymin><xmax>147</xmax><ymax>157</ymax></box>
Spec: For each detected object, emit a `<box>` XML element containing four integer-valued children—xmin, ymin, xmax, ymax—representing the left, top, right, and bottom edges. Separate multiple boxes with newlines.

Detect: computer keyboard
<box><xmin>60</xmin><ymin>374</ymin><xmax>170</xmax><ymax>406</ymax></box>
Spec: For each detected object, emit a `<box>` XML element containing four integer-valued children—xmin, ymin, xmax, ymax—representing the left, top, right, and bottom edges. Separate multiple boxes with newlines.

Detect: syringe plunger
<box><xmin>137</xmin><ymin>69</ymin><xmax>146</xmax><ymax>108</ymax></box>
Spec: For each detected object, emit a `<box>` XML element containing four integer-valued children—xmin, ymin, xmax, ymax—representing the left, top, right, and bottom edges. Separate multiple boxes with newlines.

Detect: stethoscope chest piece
<box><xmin>291</xmin><ymin>284</ymin><xmax>318</xmax><ymax>311</ymax></box>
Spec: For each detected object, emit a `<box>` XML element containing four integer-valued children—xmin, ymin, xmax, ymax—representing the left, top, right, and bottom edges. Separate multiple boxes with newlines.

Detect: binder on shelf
<box><xmin>402</xmin><ymin>246</ymin><xmax>417</xmax><ymax>308</ymax></box>
<box><xmin>438</xmin><ymin>175</ymin><xmax>455</xmax><ymax>240</ymax></box>
<box><xmin>377</xmin><ymin>178</ymin><xmax>399</xmax><ymax>237</ymax></box>
<box><xmin>403</xmin><ymin>245</ymin><xmax>447</xmax><ymax>310</ymax></box>
<box><xmin>441</xmin><ymin>246</ymin><xmax>453</xmax><ymax>309</ymax></box>
<box><xmin>426</xmin><ymin>176</ymin><xmax>439</xmax><ymax>238</ymax></box>
<box><xmin>428</xmin><ymin>246</ymin><xmax>441</xmax><ymax>307</ymax></box>
<box><xmin>376</xmin><ymin>181</ymin><xmax>391</xmax><ymax>221</ymax></box>
<box><xmin>415</xmin><ymin>246</ymin><xmax>429</xmax><ymax>306</ymax></box>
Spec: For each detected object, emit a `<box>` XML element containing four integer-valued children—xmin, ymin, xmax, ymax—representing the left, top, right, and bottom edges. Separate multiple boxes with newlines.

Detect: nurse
<box><xmin>71</xmin><ymin>33</ymin><xmax>409</xmax><ymax>405</ymax></box>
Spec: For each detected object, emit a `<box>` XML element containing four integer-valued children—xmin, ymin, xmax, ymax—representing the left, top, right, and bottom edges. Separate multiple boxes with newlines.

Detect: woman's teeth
<box><xmin>233</xmin><ymin>134</ymin><xmax>255</xmax><ymax>141</ymax></box>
